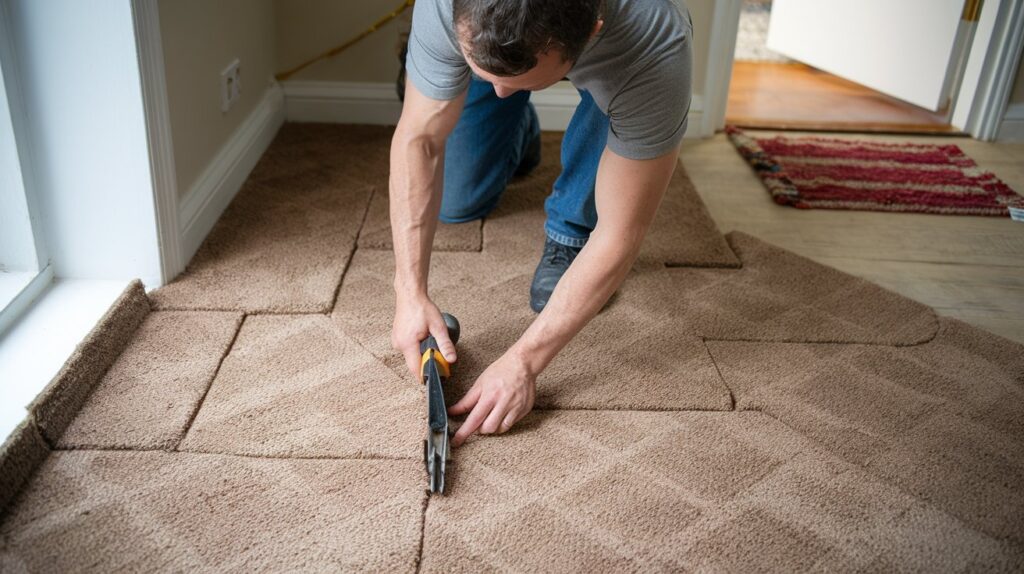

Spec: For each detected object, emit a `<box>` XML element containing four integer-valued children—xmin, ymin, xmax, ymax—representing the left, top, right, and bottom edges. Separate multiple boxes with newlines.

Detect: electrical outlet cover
<box><xmin>220</xmin><ymin>59</ymin><xmax>241</xmax><ymax>112</ymax></box>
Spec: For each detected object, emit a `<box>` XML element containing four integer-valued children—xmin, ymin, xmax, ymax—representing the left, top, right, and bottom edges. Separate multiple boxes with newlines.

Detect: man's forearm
<box><xmin>509</xmin><ymin>146</ymin><xmax>680</xmax><ymax>376</ymax></box>
<box><xmin>389</xmin><ymin>129</ymin><xmax>445</xmax><ymax>299</ymax></box>
<box><xmin>511</xmin><ymin>230</ymin><xmax>639</xmax><ymax>374</ymax></box>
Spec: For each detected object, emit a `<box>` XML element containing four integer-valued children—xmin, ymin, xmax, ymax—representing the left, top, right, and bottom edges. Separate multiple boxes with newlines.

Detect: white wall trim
<box><xmin>131</xmin><ymin>0</ymin><xmax>180</xmax><ymax>286</ymax></box>
<box><xmin>532</xmin><ymin>85</ymin><xmax>581</xmax><ymax>131</ymax></box>
<box><xmin>283</xmin><ymin>80</ymin><xmax>705</xmax><ymax>137</ymax></box>
<box><xmin>284</xmin><ymin>81</ymin><xmax>401</xmax><ymax>125</ymax></box>
<box><xmin>703</xmin><ymin>0</ymin><xmax>743</xmax><ymax>137</ymax></box>
<box><xmin>997</xmin><ymin>103</ymin><xmax>1024</xmax><ymax>143</ymax></box>
<box><xmin>178</xmin><ymin>84</ymin><xmax>285</xmax><ymax>264</ymax></box>
<box><xmin>953</xmin><ymin>0</ymin><xmax>1024</xmax><ymax>140</ymax></box>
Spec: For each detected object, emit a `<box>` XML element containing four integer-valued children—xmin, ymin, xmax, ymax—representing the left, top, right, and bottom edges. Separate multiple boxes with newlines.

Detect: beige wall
<box><xmin>275</xmin><ymin>0</ymin><xmax>408</xmax><ymax>84</ymax></box>
<box><xmin>274</xmin><ymin>0</ymin><xmax>714</xmax><ymax>97</ymax></box>
<box><xmin>159</xmin><ymin>0</ymin><xmax>277</xmax><ymax>197</ymax></box>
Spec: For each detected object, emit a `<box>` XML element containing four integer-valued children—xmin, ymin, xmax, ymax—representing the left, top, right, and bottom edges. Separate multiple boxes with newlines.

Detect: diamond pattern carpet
<box><xmin>2</xmin><ymin>124</ymin><xmax>1022</xmax><ymax>571</ymax></box>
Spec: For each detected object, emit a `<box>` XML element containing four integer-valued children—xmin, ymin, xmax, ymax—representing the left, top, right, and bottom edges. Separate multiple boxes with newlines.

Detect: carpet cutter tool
<box><xmin>420</xmin><ymin>313</ymin><xmax>460</xmax><ymax>494</ymax></box>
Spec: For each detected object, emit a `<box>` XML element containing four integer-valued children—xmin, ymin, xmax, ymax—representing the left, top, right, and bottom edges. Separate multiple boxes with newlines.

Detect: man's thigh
<box><xmin>441</xmin><ymin>77</ymin><xmax>532</xmax><ymax>223</ymax></box>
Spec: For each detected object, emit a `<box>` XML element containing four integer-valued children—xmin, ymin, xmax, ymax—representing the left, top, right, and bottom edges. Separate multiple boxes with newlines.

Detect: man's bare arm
<box><xmin>450</xmin><ymin>145</ymin><xmax>681</xmax><ymax>444</ymax></box>
<box><xmin>389</xmin><ymin>81</ymin><xmax>467</xmax><ymax>375</ymax></box>
<box><xmin>515</xmin><ymin>146</ymin><xmax>680</xmax><ymax>368</ymax></box>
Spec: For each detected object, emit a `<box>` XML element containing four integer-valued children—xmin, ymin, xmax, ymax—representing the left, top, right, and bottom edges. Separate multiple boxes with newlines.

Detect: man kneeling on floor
<box><xmin>390</xmin><ymin>0</ymin><xmax>693</xmax><ymax>443</ymax></box>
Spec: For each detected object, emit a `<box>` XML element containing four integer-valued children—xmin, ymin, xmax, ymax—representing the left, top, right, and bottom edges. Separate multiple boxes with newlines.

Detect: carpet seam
<box><xmin>52</xmin><ymin>446</ymin><xmax>417</xmax><ymax>462</ymax></box>
<box><xmin>702</xmin><ymin>338</ymin><xmax>736</xmax><ymax>411</ymax></box>
<box><xmin>530</xmin><ymin>405</ymin><xmax>734</xmax><ymax>413</ymax></box>
<box><xmin>148</xmin><ymin>306</ymin><xmax>330</xmax><ymax>315</ymax></box>
<box><xmin>174</xmin><ymin>314</ymin><xmax>247</xmax><ymax>451</ymax></box>
<box><xmin>700</xmin><ymin>318</ymin><xmax>941</xmax><ymax>349</ymax></box>
<box><xmin>328</xmin><ymin>186</ymin><xmax>377</xmax><ymax>316</ymax></box>
<box><xmin>415</xmin><ymin>495</ymin><xmax>429</xmax><ymax>573</ymax></box>
<box><xmin>663</xmin><ymin>260</ymin><xmax>743</xmax><ymax>270</ymax></box>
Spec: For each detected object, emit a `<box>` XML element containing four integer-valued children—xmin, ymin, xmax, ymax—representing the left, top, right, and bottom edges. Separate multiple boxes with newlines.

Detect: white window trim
<box><xmin>0</xmin><ymin>0</ymin><xmax>50</xmax><ymax>333</ymax></box>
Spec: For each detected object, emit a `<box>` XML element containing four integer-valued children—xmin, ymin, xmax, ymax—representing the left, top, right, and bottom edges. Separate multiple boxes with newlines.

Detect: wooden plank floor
<box><xmin>680</xmin><ymin>131</ymin><xmax>1024</xmax><ymax>344</ymax></box>
<box><xmin>726</xmin><ymin>61</ymin><xmax>956</xmax><ymax>133</ymax></box>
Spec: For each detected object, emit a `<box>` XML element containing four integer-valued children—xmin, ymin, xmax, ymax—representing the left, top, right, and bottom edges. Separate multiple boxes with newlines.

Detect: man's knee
<box><xmin>439</xmin><ymin>180</ymin><xmax>504</xmax><ymax>223</ymax></box>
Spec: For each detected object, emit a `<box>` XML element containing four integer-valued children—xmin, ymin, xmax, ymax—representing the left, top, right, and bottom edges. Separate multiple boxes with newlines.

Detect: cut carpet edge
<box><xmin>1</xmin><ymin>280</ymin><xmax>150</xmax><ymax>517</ymax></box>
<box><xmin>723</xmin><ymin>230</ymin><xmax>942</xmax><ymax>347</ymax></box>
<box><xmin>0</xmin><ymin>420</ymin><xmax>49</xmax><ymax>517</ymax></box>
<box><xmin>28</xmin><ymin>280</ymin><xmax>151</xmax><ymax>446</ymax></box>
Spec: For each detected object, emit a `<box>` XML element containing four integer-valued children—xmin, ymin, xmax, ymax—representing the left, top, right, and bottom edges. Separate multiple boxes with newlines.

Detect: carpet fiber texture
<box><xmin>727</xmin><ymin>126</ymin><xmax>1024</xmax><ymax>216</ymax></box>
<box><xmin>2</xmin><ymin>123</ymin><xmax>1023</xmax><ymax>571</ymax></box>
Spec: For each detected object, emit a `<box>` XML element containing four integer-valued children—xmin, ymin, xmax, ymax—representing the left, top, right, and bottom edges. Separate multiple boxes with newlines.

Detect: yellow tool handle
<box><xmin>420</xmin><ymin>348</ymin><xmax>450</xmax><ymax>379</ymax></box>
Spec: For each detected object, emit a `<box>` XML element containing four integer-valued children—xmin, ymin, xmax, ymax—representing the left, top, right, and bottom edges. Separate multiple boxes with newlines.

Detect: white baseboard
<box><xmin>284</xmin><ymin>81</ymin><xmax>400</xmax><ymax>125</ymax></box>
<box><xmin>178</xmin><ymin>84</ymin><xmax>285</xmax><ymax>263</ymax></box>
<box><xmin>997</xmin><ymin>103</ymin><xmax>1024</xmax><ymax>143</ymax></box>
<box><xmin>282</xmin><ymin>80</ymin><xmax>705</xmax><ymax>137</ymax></box>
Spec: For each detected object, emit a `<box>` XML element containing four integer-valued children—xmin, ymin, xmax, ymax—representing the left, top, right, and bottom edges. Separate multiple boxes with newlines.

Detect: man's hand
<box><xmin>449</xmin><ymin>350</ymin><xmax>536</xmax><ymax>446</ymax></box>
<box><xmin>392</xmin><ymin>295</ymin><xmax>458</xmax><ymax>377</ymax></box>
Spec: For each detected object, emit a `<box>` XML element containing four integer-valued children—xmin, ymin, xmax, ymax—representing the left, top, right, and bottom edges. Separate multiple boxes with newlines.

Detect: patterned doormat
<box><xmin>726</xmin><ymin>126</ymin><xmax>1024</xmax><ymax>219</ymax></box>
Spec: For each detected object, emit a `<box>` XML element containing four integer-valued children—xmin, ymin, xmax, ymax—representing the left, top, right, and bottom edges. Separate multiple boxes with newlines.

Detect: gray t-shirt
<box><xmin>406</xmin><ymin>0</ymin><xmax>693</xmax><ymax>160</ymax></box>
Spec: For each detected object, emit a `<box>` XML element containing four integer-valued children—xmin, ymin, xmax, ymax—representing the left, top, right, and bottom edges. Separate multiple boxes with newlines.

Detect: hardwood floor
<box><xmin>680</xmin><ymin>131</ymin><xmax>1024</xmax><ymax>344</ymax></box>
<box><xmin>726</xmin><ymin>61</ymin><xmax>956</xmax><ymax>133</ymax></box>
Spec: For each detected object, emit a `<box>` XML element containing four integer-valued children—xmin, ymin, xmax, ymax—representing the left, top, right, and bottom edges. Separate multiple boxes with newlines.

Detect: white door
<box><xmin>766</xmin><ymin>0</ymin><xmax>969</xmax><ymax>111</ymax></box>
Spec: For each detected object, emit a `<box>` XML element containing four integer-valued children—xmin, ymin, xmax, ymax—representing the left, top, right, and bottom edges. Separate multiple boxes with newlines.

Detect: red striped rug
<box><xmin>726</xmin><ymin>126</ymin><xmax>1023</xmax><ymax>219</ymax></box>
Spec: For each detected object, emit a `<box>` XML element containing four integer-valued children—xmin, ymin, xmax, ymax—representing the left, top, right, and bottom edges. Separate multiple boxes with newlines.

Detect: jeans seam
<box><xmin>544</xmin><ymin>226</ymin><xmax>589</xmax><ymax>248</ymax></box>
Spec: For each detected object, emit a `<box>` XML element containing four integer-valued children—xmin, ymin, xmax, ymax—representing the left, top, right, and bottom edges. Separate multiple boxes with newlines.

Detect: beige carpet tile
<box><xmin>29</xmin><ymin>281</ymin><xmax>151</xmax><ymax>446</ymax></box>
<box><xmin>57</xmin><ymin>311</ymin><xmax>243</xmax><ymax>451</ymax></box>
<box><xmin>359</xmin><ymin>186</ymin><xmax>483</xmax><ymax>251</ymax></box>
<box><xmin>626</xmin><ymin>231</ymin><xmax>939</xmax><ymax>344</ymax></box>
<box><xmin>482</xmin><ymin>133</ymin><xmax>739</xmax><ymax>268</ymax></box>
<box><xmin>333</xmin><ymin>250</ymin><xmax>732</xmax><ymax>411</ymax></box>
<box><xmin>707</xmin><ymin>318</ymin><xmax>1024</xmax><ymax>544</ymax></box>
<box><xmin>0</xmin><ymin>451</ymin><xmax>425</xmax><ymax>572</ymax></box>
<box><xmin>248</xmin><ymin>123</ymin><xmax>393</xmax><ymax>189</ymax></box>
<box><xmin>178</xmin><ymin>314</ymin><xmax>424</xmax><ymax>458</ymax></box>
<box><xmin>150</xmin><ymin>169</ymin><xmax>374</xmax><ymax>313</ymax></box>
<box><xmin>643</xmin><ymin>163</ymin><xmax>742</xmax><ymax>268</ymax></box>
<box><xmin>422</xmin><ymin>411</ymin><xmax>1015</xmax><ymax>572</ymax></box>
<box><xmin>679</xmin><ymin>452</ymin><xmax>1018</xmax><ymax>571</ymax></box>
<box><xmin>0</xmin><ymin>421</ymin><xmax>48</xmax><ymax>515</ymax></box>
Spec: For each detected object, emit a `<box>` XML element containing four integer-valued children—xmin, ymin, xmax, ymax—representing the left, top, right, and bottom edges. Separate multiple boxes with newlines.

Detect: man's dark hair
<box><xmin>453</xmin><ymin>0</ymin><xmax>603</xmax><ymax>76</ymax></box>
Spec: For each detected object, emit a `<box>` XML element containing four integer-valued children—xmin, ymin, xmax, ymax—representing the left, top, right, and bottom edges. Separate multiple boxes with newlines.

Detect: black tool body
<box><xmin>420</xmin><ymin>313</ymin><xmax>460</xmax><ymax>494</ymax></box>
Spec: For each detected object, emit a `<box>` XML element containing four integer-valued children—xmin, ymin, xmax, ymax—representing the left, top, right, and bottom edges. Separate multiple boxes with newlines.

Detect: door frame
<box><xmin>701</xmin><ymin>0</ymin><xmax>1024</xmax><ymax>140</ymax></box>
<box><xmin>131</xmin><ymin>0</ymin><xmax>183</xmax><ymax>284</ymax></box>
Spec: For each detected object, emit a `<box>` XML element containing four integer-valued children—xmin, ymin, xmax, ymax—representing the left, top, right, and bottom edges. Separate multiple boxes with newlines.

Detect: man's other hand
<box><xmin>449</xmin><ymin>350</ymin><xmax>536</xmax><ymax>446</ymax></box>
<box><xmin>392</xmin><ymin>295</ymin><xmax>458</xmax><ymax>378</ymax></box>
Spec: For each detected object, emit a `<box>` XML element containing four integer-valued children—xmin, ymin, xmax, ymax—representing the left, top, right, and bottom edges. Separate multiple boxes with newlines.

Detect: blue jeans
<box><xmin>440</xmin><ymin>78</ymin><xmax>608</xmax><ymax>248</ymax></box>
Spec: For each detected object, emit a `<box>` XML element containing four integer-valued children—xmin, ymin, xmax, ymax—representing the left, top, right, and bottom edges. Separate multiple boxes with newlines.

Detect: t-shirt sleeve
<box><xmin>405</xmin><ymin>0</ymin><xmax>470</xmax><ymax>100</ymax></box>
<box><xmin>605</xmin><ymin>28</ymin><xmax>693</xmax><ymax>160</ymax></box>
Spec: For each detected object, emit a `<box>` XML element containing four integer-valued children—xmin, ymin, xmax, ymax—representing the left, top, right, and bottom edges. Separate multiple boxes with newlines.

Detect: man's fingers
<box><xmin>453</xmin><ymin>400</ymin><xmax>491</xmax><ymax>446</ymax></box>
<box><xmin>500</xmin><ymin>410</ymin><xmax>519</xmax><ymax>434</ymax></box>
<box><xmin>480</xmin><ymin>399</ymin><xmax>510</xmax><ymax>435</ymax></box>
<box><xmin>449</xmin><ymin>383</ymin><xmax>481</xmax><ymax>415</ymax></box>
<box><xmin>431</xmin><ymin>321</ymin><xmax>457</xmax><ymax>363</ymax></box>
<box><xmin>403</xmin><ymin>346</ymin><xmax>421</xmax><ymax>379</ymax></box>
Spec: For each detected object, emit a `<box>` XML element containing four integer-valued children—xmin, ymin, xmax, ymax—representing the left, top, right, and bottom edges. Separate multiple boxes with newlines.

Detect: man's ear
<box><xmin>590</xmin><ymin>18</ymin><xmax>604</xmax><ymax>39</ymax></box>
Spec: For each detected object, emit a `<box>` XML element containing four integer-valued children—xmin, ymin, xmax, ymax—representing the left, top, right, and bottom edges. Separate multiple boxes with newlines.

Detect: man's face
<box><xmin>458</xmin><ymin>36</ymin><xmax>574</xmax><ymax>98</ymax></box>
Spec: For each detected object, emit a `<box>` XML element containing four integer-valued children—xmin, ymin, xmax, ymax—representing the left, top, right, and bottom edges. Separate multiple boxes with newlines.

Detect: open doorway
<box><xmin>725</xmin><ymin>0</ymin><xmax>961</xmax><ymax>133</ymax></box>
